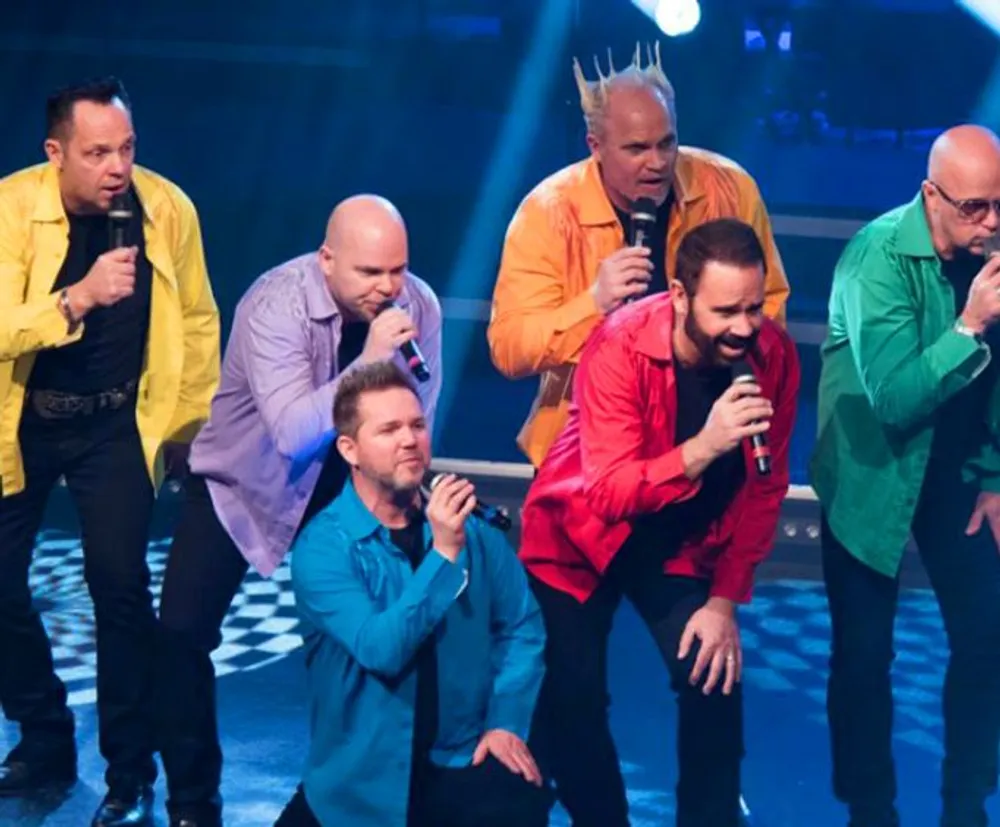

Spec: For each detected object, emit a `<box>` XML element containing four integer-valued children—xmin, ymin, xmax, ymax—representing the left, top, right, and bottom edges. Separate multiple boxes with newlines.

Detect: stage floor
<box><xmin>0</xmin><ymin>474</ymin><xmax>979</xmax><ymax>827</ymax></box>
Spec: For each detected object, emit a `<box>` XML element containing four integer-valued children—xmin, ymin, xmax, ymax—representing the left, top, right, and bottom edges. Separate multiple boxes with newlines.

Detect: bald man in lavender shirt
<box><xmin>153</xmin><ymin>195</ymin><xmax>443</xmax><ymax>827</ymax></box>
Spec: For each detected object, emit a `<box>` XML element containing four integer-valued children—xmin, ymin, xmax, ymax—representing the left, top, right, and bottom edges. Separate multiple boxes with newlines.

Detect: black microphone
<box><xmin>378</xmin><ymin>301</ymin><xmax>431</xmax><ymax>383</ymax></box>
<box><xmin>630</xmin><ymin>197</ymin><xmax>657</xmax><ymax>249</ymax></box>
<box><xmin>421</xmin><ymin>470</ymin><xmax>512</xmax><ymax>533</ymax></box>
<box><xmin>731</xmin><ymin>360</ymin><xmax>771</xmax><ymax>476</ymax></box>
<box><xmin>624</xmin><ymin>197</ymin><xmax>657</xmax><ymax>304</ymax></box>
<box><xmin>108</xmin><ymin>192</ymin><xmax>132</xmax><ymax>249</ymax></box>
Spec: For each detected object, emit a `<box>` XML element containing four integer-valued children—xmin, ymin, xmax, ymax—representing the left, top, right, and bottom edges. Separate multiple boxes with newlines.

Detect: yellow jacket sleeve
<box><xmin>0</xmin><ymin>205</ymin><xmax>83</xmax><ymax>362</ymax></box>
<box><xmin>163</xmin><ymin>196</ymin><xmax>220</xmax><ymax>444</ymax></box>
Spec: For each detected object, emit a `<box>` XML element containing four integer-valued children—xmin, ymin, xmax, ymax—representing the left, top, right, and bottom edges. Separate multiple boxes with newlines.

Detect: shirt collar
<box><xmin>32</xmin><ymin>163</ymin><xmax>159</xmax><ymax>226</ymax></box>
<box><xmin>303</xmin><ymin>254</ymin><xmax>338</xmax><ymax>321</ymax></box>
<box><xmin>331</xmin><ymin>478</ymin><xmax>383</xmax><ymax>543</ymax></box>
<box><xmin>894</xmin><ymin>192</ymin><xmax>937</xmax><ymax>259</ymax></box>
<box><xmin>576</xmin><ymin>151</ymin><xmax>707</xmax><ymax>228</ymax></box>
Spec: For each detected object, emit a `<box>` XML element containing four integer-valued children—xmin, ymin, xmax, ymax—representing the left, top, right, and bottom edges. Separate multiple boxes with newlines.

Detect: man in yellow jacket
<box><xmin>489</xmin><ymin>44</ymin><xmax>790</xmax><ymax>468</ymax></box>
<box><xmin>0</xmin><ymin>77</ymin><xmax>220</xmax><ymax>827</ymax></box>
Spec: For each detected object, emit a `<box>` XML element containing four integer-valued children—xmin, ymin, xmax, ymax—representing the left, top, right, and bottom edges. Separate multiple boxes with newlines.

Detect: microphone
<box><xmin>630</xmin><ymin>197</ymin><xmax>657</xmax><ymax>249</ymax></box>
<box><xmin>732</xmin><ymin>360</ymin><xmax>771</xmax><ymax>476</ymax></box>
<box><xmin>108</xmin><ymin>191</ymin><xmax>132</xmax><ymax>249</ymax></box>
<box><xmin>421</xmin><ymin>470</ymin><xmax>512</xmax><ymax>533</ymax></box>
<box><xmin>378</xmin><ymin>301</ymin><xmax>431</xmax><ymax>383</ymax></box>
<box><xmin>624</xmin><ymin>197</ymin><xmax>657</xmax><ymax>304</ymax></box>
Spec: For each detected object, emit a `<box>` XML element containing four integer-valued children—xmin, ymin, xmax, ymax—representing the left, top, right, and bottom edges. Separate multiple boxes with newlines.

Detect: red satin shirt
<box><xmin>518</xmin><ymin>294</ymin><xmax>801</xmax><ymax>604</ymax></box>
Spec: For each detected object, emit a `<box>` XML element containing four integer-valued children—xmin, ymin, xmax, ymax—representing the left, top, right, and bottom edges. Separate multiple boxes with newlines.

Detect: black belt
<box><xmin>26</xmin><ymin>379</ymin><xmax>138</xmax><ymax>420</ymax></box>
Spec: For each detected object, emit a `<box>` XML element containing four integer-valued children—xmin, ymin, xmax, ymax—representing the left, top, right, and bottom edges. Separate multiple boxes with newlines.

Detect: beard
<box><xmin>684</xmin><ymin>311</ymin><xmax>760</xmax><ymax>366</ymax></box>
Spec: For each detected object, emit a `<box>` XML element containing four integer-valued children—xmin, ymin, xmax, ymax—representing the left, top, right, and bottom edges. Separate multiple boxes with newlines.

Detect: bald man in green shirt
<box><xmin>811</xmin><ymin>125</ymin><xmax>1000</xmax><ymax>827</ymax></box>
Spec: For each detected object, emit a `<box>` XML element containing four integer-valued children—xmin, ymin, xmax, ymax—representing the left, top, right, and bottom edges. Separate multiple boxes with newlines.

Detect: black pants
<box><xmin>0</xmin><ymin>405</ymin><xmax>156</xmax><ymax>788</ymax></box>
<box><xmin>529</xmin><ymin>540</ymin><xmax>744</xmax><ymax>827</ymax></box>
<box><xmin>274</xmin><ymin>756</ymin><xmax>551</xmax><ymax>827</ymax></box>
<box><xmin>823</xmin><ymin>474</ymin><xmax>1000</xmax><ymax>827</ymax></box>
<box><xmin>155</xmin><ymin>474</ymin><xmax>250</xmax><ymax>818</ymax></box>
<box><xmin>155</xmin><ymin>466</ymin><xmax>344</xmax><ymax>818</ymax></box>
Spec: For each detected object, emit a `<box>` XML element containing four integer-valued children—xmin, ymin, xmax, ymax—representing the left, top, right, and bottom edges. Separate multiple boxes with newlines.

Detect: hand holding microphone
<box><xmin>422</xmin><ymin>471</ymin><xmax>513</xmax><ymax>540</ymax></box>
<box><xmin>591</xmin><ymin>247</ymin><xmax>653</xmax><ymax>314</ymax></box>
<box><xmin>363</xmin><ymin>302</ymin><xmax>431</xmax><ymax>382</ymax></box>
<box><xmin>63</xmin><ymin>193</ymin><xmax>137</xmax><ymax>319</ymax></box>
<box><xmin>958</xmin><ymin>253</ymin><xmax>1000</xmax><ymax>336</ymax></box>
<box><xmin>424</xmin><ymin>473</ymin><xmax>478</xmax><ymax>562</ymax></box>
<box><xmin>696</xmin><ymin>368</ymin><xmax>773</xmax><ymax>472</ymax></box>
<box><xmin>591</xmin><ymin>198</ymin><xmax>659</xmax><ymax>314</ymax></box>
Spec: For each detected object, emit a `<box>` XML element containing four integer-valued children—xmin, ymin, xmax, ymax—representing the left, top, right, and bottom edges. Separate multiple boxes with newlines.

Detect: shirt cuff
<box><xmin>709</xmin><ymin>553</ymin><xmax>755</xmax><ymax>604</ymax></box>
<box><xmin>485</xmin><ymin>700</ymin><xmax>532</xmax><ymax>742</ymax></box>
<box><xmin>418</xmin><ymin>550</ymin><xmax>469</xmax><ymax>616</ymax></box>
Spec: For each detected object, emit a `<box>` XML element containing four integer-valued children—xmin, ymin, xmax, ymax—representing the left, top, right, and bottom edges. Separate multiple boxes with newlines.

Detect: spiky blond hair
<box><xmin>573</xmin><ymin>42</ymin><xmax>675</xmax><ymax>136</ymax></box>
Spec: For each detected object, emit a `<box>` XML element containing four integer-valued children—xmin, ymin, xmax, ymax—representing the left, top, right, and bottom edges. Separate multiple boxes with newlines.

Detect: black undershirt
<box><xmin>630</xmin><ymin>361</ymin><xmax>746</xmax><ymax>549</ymax></box>
<box><xmin>613</xmin><ymin>191</ymin><xmax>674</xmax><ymax>295</ymax></box>
<box><xmin>390</xmin><ymin>511</ymin><xmax>439</xmax><ymax>761</ymax></box>
<box><xmin>28</xmin><ymin>186</ymin><xmax>152</xmax><ymax>394</ymax></box>
<box><xmin>929</xmin><ymin>252</ymin><xmax>995</xmax><ymax>469</ymax></box>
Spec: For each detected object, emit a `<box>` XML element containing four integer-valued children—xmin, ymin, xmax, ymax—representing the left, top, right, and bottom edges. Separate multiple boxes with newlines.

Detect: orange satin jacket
<box><xmin>488</xmin><ymin>148</ymin><xmax>790</xmax><ymax>467</ymax></box>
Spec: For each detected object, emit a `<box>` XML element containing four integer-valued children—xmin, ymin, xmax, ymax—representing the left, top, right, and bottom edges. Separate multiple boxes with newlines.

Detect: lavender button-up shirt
<box><xmin>189</xmin><ymin>253</ymin><xmax>443</xmax><ymax>576</ymax></box>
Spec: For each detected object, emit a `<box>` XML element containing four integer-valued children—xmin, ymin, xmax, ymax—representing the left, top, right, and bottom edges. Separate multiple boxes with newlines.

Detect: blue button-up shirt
<box><xmin>290</xmin><ymin>480</ymin><xmax>546</xmax><ymax>827</ymax></box>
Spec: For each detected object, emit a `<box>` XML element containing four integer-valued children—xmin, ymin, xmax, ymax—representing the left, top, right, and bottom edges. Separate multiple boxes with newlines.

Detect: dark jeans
<box><xmin>155</xmin><ymin>473</ymin><xmax>249</xmax><ymax>819</ymax></box>
<box><xmin>0</xmin><ymin>405</ymin><xmax>156</xmax><ymax>789</ymax></box>
<box><xmin>823</xmin><ymin>473</ymin><xmax>1000</xmax><ymax>827</ymax></box>
<box><xmin>274</xmin><ymin>756</ymin><xmax>551</xmax><ymax>827</ymax></box>
<box><xmin>529</xmin><ymin>539</ymin><xmax>744</xmax><ymax>827</ymax></box>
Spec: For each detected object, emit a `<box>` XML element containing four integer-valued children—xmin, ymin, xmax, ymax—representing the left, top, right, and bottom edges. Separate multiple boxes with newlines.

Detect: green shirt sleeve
<box><xmin>840</xmin><ymin>245</ymin><xmax>990</xmax><ymax>429</ymax></box>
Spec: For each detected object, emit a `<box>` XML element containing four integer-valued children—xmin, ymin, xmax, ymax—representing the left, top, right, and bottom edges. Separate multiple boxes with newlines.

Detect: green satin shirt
<box><xmin>810</xmin><ymin>193</ymin><xmax>1000</xmax><ymax>576</ymax></box>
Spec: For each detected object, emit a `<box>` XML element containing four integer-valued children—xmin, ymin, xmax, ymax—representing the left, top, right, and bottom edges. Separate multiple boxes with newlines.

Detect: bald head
<box><xmin>325</xmin><ymin>194</ymin><xmax>406</xmax><ymax>250</ymax></box>
<box><xmin>923</xmin><ymin>125</ymin><xmax>1000</xmax><ymax>258</ymax></box>
<box><xmin>928</xmin><ymin>125</ymin><xmax>1000</xmax><ymax>193</ymax></box>
<box><xmin>319</xmin><ymin>194</ymin><xmax>409</xmax><ymax>321</ymax></box>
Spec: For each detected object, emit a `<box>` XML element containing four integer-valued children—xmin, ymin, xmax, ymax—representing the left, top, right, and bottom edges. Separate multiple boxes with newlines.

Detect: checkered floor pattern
<box><xmin>30</xmin><ymin>534</ymin><xmax>948</xmax><ymax>770</ymax></box>
<box><xmin>739</xmin><ymin>579</ymin><xmax>948</xmax><ymax>756</ymax></box>
<box><xmin>30</xmin><ymin>530</ymin><xmax>305</xmax><ymax>708</ymax></box>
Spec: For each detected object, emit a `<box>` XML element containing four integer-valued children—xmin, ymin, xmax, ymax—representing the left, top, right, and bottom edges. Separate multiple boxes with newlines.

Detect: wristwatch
<box><xmin>954</xmin><ymin>318</ymin><xmax>984</xmax><ymax>344</ymax></box>
<box><xmin>57</xmin><ymin>288</ymin><xmax>77</xmax><ymax>326</ymax></box>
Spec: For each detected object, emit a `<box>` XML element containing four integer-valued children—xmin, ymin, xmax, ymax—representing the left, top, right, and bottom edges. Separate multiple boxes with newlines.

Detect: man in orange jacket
<box><xmin>488</xmin><ymin>43</ymin><xmax>790</xmax><ymax>468</ymax></box>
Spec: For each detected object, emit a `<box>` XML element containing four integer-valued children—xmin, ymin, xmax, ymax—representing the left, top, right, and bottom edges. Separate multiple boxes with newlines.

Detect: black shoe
<box><xmin>91</xmin><ymin>783</ymin><xmax>154</xmax><ymax>827</ymax></box>
<box><xmin>168</xmin><ymin>802</ymin><xmax>222</xmax><ymax>827</ymax></box>
<box><xmin>0</xmin><ymin>748</ymin><xmax>77</xmax><ymax>797</ymax></box>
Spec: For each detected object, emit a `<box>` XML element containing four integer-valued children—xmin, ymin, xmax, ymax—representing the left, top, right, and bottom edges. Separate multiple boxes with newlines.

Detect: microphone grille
<box><xmin>108</xmin><ymin>192</ymin><xmax>133</xmax><ymax>221</ymax></box>
<box><xmin>422</xmin><ymin>470</ymin><xmax>446</xmax><ymax>491</ymax></box>
<box><xmin>731</xmin><ymin>360</ymin><xmax>755</xmax><ymax>383</ymax></box>
<box><xmin>631</xmin><ymin>197</ymin><xmax>657</xmax><ymax>223</ymax></box>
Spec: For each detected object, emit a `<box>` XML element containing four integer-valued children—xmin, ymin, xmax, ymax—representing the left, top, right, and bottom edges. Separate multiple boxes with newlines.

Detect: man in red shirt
<box><xmin>520</xmin><ymin>218</ymin><xmax>800</xmax><ymax>827</ymax></box>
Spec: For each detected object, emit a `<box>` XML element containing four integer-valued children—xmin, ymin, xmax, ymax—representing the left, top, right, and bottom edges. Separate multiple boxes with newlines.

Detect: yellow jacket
<box><xmin>488</xmin><ymin>149</ymin><xmax>790</xmax><ymax>467</ymax></box>
<box><xmin>0</xmin><ymin>163</ymin><xmax>220</xmax><ymax>496</ymax></box>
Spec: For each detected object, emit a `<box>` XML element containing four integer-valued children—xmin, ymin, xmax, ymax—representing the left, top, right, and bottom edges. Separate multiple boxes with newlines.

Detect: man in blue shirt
<box><xmin>282</xmin><ymin>360</ymin><xmax>551</xmax><ymax>827</ymax></box>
